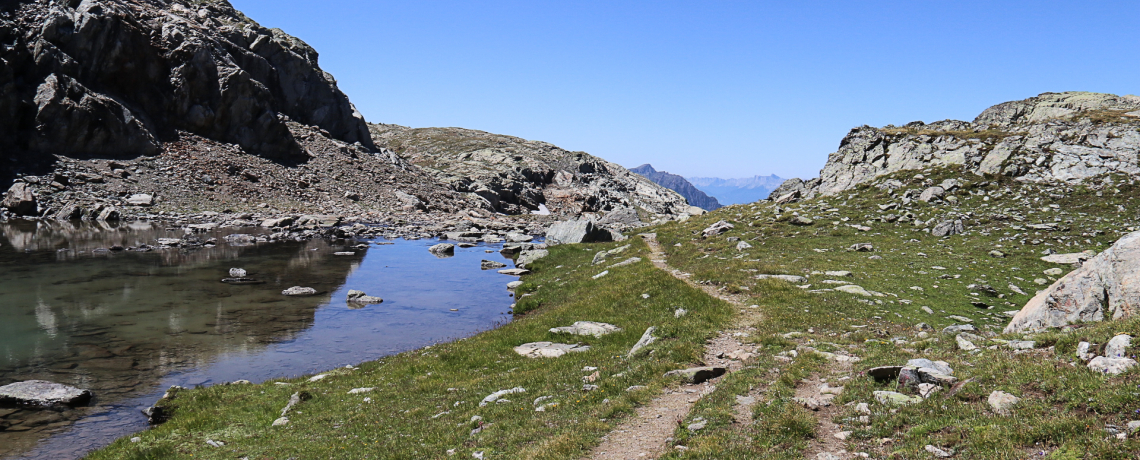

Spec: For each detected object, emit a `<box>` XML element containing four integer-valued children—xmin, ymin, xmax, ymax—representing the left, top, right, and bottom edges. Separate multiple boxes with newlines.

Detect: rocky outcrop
<box><xmin>369</xmin><ymin>124</ymin><xmax>689</xmax><ymax>221</ymax></box>
<box><xmin>0</xmin><ymin>0</ymin><xmax>374</xmax><ymax>165</ymax></box>
<box><xmin>1005</xmin><ymin>230</ymin><xmax>1140</xmax><ymax>333</ymax></box>
<box><xmin>772</xmin><ymin>92</ymin><xmax>1140</xmax><ymax>201</ymax></box>
<box><xmin>630</xmin><ymin>164</ymin><xmax>721</xmax><ymax>210</ymax></box>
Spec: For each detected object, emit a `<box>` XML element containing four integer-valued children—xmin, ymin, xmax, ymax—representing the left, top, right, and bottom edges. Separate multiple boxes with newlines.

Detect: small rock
<box><xmin>480</xmin><ymin>387</ymin><xmax>525</xmax><ymax>406</ymax></box>
<box><xmin>272</xmin><ymin>417</ymin><xmax>289</xmax><ymax>426</ymax></box>
<box><xmin>428</xmin><ymin>243</ymin><xmax>455</xmax><ymax>256</ymax></box>
<box><xmin>549</xmin><ymin>321</ymin><xmax>621</xmax><ymax>337</ymax></box>
<box><xmin>480</xmin><ymin>260</ymin><xmax>507</xmax><ymax>270</ymax></box>
<box><xmin>282</xmin><ymin>286</ymin><xmax>317</xmax><ymax>296</ymax></box>
<box><xmin>627</xmin><ymin>326</ymin><xmax>657</xmax><ymax>358</ymax></box>
<box><xmin>736</xmin><ymin>240</ymin><xmax>753</xmax><ymax>250</ymax></box>
<box><xmin>1088</xmin><ymin>356</ymin><xmax>1137</xmax><ymax>375</ymax></box>
<box><xmin>346</xmin><ymin>290</ymin><xmax>383</xmax><ymax>304</ymax></box>
<box><xmin>499</xmin><ymin>268</ymin><xmax>530</xmax><ymax>276</ymax></box>
<box><xmin>702</xmin><ymin>220</ymin><xmax>735</xmax><ymax>237</ymax></box>
<box><xmin>513</xmin><ymin>342</ymin><xmax>590</xmax><ymax>358</ymax></box>
<box><xmin>1105</xmin><ymin>335</ymin><xmax>1132</xmax><ymax>358</ymax></box>
<box><xmin>1077</xmin><ymin>342</ymin><xmax>1095</xmax><ymax>361</ymax></box>
<box><xmin>228</xmin><ymin>268</ymin><xmax>247</xmax><ymax>278</ymax></box>
<box><xmin>873</xmin><ymin>391</ymin><xmax>921</xmax><ymax>405</ymax></box>
<box><xmin>687</xmin><ymin>417</ymin><xmax>708</xmax><ymax>431</ymax></box>
<box><xmin>924</xmin><ymin>444</ymin><xmax>954</xmax><ymax>458</ymax></box>
<box><xmin>849</xmin><ymin>243</ymin><xmax>874</xmax><ymax>252</ymax></box>
<box><xmin>789</xmin><ymin>216</ymin><xmax>814</xmax><ymax>226</ymax></box>
<box><xmin>674</xmin><ymin>308</ymin><xmax>688</xmax><ymax>318</ymax></box>
<box><xmin>987</xmin><ymin>390</ymin><xmax>1020</xmax><ymax>415</ymax></box>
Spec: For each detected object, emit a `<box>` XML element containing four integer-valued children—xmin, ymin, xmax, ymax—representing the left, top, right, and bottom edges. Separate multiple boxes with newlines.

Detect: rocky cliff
<box><xmin>630</xmin><ymin>164</ymin><xmax>721</xmax><ymax>211</ymax></box>
<box><xmin>369</xmin><ymin>124</ymin><xmax>694</xmax><ymax>224</ymax></box>
<box><xmin>1</xmin><ymin>0</ymin><xmax>373</xmax><ymax>168</ymax></box>
<box><xmin>771</xmin><ymin>92</ymin><xmax>1140</xmax><ymax>202</ymax></box>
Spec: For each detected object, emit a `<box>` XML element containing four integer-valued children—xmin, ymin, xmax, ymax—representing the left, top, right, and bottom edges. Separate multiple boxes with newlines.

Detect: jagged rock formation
<box><xmin>369</xmin><ymin>124</ymin><xmax>691</xmax><ymax>222</ymax></box>
<box><xmin>0</xmin><ymin>0</ymin><xmax>373</xmax><ymax>168</ymax></box>
<box><xmin>1005</xmin><ymin>230</ymin><xmax>1140</xmax><ymax>333</ymax></box>
<box><xmin>0</xmin><ymin>0</ymin><xmax>493</xmax><ymax>221</ymax></box>
<box><xmin>630</xmin><ymin>164</ymin><xmax>720</xmax><ymax>211</ymax></box>
<box><xmin>687</xmin><ymin>174</ymin><xmax>783</xmax><ymax>206</ymax></box>
<box><xmin>771</xmin><ymin>92</ymin><xmax>1140</xmax><ymax>202</ymax></box>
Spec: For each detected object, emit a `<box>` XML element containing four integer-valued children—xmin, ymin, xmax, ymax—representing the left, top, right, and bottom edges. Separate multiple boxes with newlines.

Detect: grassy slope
<box><xmin>652</xmin><ymin>166</ymin><xmax>1140</xmax><ymax>459</ymax></box>
<box><xmin>88</xmin><ymin>239</ymin><xmax>734</xmax><ymax>459</ymax></box>
<box><xmin>90</xmin><ymin>164</ymin><xmax>1140</xmax><ymax>459</ymax></box>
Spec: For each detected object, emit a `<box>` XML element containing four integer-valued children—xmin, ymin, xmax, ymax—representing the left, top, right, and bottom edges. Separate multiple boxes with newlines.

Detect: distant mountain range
<box><xmin>686</xmin><ymin>174</ymin><xmax>784</xmax><ymax>206</ymax></box>
<box><xmin>629</xmin><ymin>165</ymin><xmax>722</xmax><ymax>211</ymax></box>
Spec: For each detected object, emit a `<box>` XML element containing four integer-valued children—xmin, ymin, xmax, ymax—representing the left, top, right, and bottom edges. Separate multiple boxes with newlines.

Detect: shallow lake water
<box><xmin>0</xmin><ymin>220</ymin><xmax>518</xmax><ymax>459</ymax></box>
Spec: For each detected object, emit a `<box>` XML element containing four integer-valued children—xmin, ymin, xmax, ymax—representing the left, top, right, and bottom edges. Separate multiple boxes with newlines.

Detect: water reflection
<box><xmin>0</xmin><ymin>221</ymin><xmax>516</xmax><ymax>459</ymax></box>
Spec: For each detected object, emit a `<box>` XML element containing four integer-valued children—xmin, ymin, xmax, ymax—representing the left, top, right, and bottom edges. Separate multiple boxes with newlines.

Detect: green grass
<box><xmin>644</xmin><ymin>165</ymin><xmax>1140</xmax><ymax>458</ymax></box>
<box><xmin>87</xmin><ymin>238</ymin><xmax>735</xmax><ymax>459</ymax></box>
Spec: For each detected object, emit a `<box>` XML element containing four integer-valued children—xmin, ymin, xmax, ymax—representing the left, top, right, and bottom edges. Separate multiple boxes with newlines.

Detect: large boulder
<box><xmin>1005</xmin><ymin>230</ymin><xmax>1140</xmax><ymax>333</ymax></box>
<box><xmin>545</xmin><ymin>219</ymin><xmax>613</xmax><ymax>245</ymax></box>
<box><xmin>2</xmin><ymin>182</ymin><xmax>38</xmax><ymax>216</ymax></box>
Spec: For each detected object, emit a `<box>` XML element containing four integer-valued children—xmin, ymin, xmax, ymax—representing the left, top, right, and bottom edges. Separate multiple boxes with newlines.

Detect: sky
<box><xmin>230</xmin><ymin>1</ymin><xmax>1139</xmax><ymax>179</ymax></box>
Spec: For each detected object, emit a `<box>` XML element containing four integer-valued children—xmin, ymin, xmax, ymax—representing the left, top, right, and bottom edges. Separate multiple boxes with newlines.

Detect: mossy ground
<box><xmin>90</xmin><ymin>165</ymin><xmax>1140</xmax><ymax>459</ymax></box>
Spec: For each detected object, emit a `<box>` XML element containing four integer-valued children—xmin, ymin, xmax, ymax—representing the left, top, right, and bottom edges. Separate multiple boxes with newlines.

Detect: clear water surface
<box><xmin>0</xmin><ymin>220</ymin><xmax>517</xmax><ymax>459</ymax></box>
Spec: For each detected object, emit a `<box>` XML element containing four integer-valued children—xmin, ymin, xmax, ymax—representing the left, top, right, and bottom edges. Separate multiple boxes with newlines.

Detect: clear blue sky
<box><xmin>231</xmin><ymin>0</ymin><xmax>1138</xmax><ymax>179</ymax></box>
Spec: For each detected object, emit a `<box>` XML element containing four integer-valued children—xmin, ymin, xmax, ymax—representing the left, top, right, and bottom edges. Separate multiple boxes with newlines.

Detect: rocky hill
<box><xmin>630</xmin><ymin>164</ymin><xmax>721</xmax><ymax>211</ymax></box>
<box><xmin>687</xmin><ymin>174</ymin><xmax>783</xmax><ymax>206</ymax></box>
<box><xmin>369</xmin><ymin>124</ymin><xmax>695</xmax><ymax>224</ymax></box>
<box><xmin>0</xmin><ymin>0</ymin><xmax>531</xmax><ymax>225</ymax></box>
<box><xmin>771</xmin><ymin>92</ymin><xmax>1140</xmax><ymax>202</ymax></box>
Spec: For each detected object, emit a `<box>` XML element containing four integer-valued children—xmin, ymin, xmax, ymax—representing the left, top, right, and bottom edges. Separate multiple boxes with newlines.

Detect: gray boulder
<box><xmin>931</xmin><ymin>220</ymin><xmax>965</xmax><ymax>237</ymax></box>
<box><xmin>546</xmin><ymin>220</ymin><xmax>613</xmax><ymax>245</ymax></box>
<box><xmin>428</xmin><ymin>243</ymin><xmax>455</xmax><ymax>256</ymax></box>
<box><xmin>701</xmin><ymin>220</ymin><xmax>734</xmax><ymax>237</ymax></box>
<box><xmin>1006</xmin><ymin>230</ymin><xmax>1140</xmax><ymax>332</ymax></box>
<box><xmin>515</xmin><ymin>249</ymin><xmax>549</xmax><ymax>269</ymax></box>
<box><xmin>0</xmin><ymin>380</ymin><xmax>92</xmax><ymax>408</ymax></box>
<box><xmin>918</xmin><ymin>186</ymin><xmax>945</xmax><ymax>202</ymax></box>
<box><xmin>480</xmin><ymin>260</ymin><xmax>507</xmax><ymax>270</ymax></box>
<box><xmin>2</xmin><ymin>183</ymin><xmax>37</xmax><ymax>216</ymax></box>
<box><xmin>549</xmin><ymin>321</ymin><xmax>622</xmax><ymax>337</ymax></box>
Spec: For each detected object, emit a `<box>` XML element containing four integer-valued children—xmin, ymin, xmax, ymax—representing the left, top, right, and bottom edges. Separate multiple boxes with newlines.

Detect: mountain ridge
<box><xmin>629</xmin><ymin>164</ymin><xmax>721</xmax><ymax>211</ymax></box>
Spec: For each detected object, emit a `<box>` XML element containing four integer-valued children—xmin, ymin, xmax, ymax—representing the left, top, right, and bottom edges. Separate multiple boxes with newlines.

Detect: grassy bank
<box><xmin>88</xmin><ymin>238</ymin><xmax>734</xmax><ymax>459</ymax></box>
<box><xmin>649</xmin><ymin>166</ymin><xmax>1140</xmax><ymax>458</ymax></box>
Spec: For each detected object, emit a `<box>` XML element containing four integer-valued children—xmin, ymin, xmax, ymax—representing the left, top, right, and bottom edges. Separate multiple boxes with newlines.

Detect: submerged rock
<box><xmin>282</xmin><ymin>286</ymin><xmax>318</xmax><ymax>296</ymax></box>
<box><xmin>346</xmin><ymin>290</ymin><xmax>383</xmax><ymax>304</ymax></box>
<box><xmin>0</xmin><ymin>380</ymin><xmax>92</xmax><ymax>408</ymax></box>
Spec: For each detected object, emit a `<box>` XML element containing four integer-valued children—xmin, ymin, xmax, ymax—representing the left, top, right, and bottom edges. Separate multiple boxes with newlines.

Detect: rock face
<box><xmin>1005</xmin><ymin>230</ymin><xmax>1140</xmax><ymax>333</ymax></box>
<box><xmin>771</xmin><ymin>92</ymin><xmax>1140</xmax><ymax>201</ymax></box>
<box><xmin>369</xmin><ymin>124</ymin><xmax>689</xmax><ymax>220</ymax></box>
<box><xmin>0</xmin><ymin>0</ymin><xmax>374</xmax><ymax>164</ymax></box>
<box><xmin>0</xmin><ymin>380</ymin><xmax>92</xmax><ymax>408</ymax></box>
<box><xmin>630</xmin><ymin>164</ymin><xmax>721</xmax><ymax>211</ymax></box>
